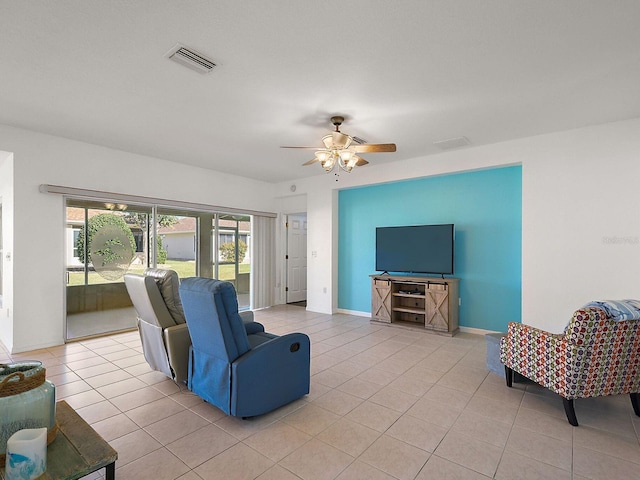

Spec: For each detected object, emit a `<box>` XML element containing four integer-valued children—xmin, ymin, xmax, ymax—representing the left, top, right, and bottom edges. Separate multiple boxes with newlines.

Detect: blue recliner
<box><xmin>179</xmin><ymin>277</ymin><xmax>311</xmax><ymax>417</ymax></box>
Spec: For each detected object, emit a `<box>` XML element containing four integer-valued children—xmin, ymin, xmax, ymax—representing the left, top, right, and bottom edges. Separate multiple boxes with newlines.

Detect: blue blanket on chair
<box><xmin>582</xmin><ymin>299</ymin><xmax>640</xmax><ymax>321</ymax></box>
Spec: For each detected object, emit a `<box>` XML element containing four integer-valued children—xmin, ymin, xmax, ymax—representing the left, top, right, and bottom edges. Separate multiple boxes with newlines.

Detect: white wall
<box><xmin>0</xmin><ymin>151</ymin><xmax>14</xmax><ymax>350</ymax></box>
<box><xmin>0</xmin><ymin>124</ymin><xmax>277</xmax><ymax>352</ymax></box>
<box><xmin>275</xmin><ymin>117</ymin><xmax>640</xmax><ymax>333</ymax></box>
<box><xmin>3</xmin><ymin>117</ymin><xmax>640</xmax><ymax>351</ymax></box>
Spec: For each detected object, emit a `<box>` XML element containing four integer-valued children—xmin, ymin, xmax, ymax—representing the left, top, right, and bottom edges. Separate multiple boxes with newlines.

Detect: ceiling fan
<box><xmin>281</xmin><ymin>116</ymin><xmax>396</xmax><ymax>173</ymax></box>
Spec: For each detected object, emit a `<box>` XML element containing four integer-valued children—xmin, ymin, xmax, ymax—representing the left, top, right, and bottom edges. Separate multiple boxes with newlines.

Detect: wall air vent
<box><xmin>166</xmin><ymin>44</ymin><xmax>217</xmax><ymax>74</ymax></box>
<box><xmin>433</xmin><ymin>136</ymin><xmax>471</xmax><ymax>150</ymax></box>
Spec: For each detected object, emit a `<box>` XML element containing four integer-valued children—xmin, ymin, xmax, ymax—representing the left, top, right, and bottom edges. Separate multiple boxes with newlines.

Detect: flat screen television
<box><xmin>375</xmin><ymin>224</ymin><xmax>454</xmax><ymax>275</ymax></box>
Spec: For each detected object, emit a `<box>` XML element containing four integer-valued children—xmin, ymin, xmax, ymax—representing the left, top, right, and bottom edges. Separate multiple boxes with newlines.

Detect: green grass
<box><xmin>67</xmin><ymin>260</ymin><xmax>250</xmax><ymax>286</ymax></box>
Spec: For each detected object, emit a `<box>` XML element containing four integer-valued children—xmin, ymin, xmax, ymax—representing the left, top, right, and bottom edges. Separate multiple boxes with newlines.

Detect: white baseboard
<box><xmin>459</xmin><ymin>326</ymin><xmax>503</xmax><ymax>335</ymax></box>
<box><xmin>336</xmin><ymin>309</ymin><xmax>370</xmax><ymax>317</ymax></box>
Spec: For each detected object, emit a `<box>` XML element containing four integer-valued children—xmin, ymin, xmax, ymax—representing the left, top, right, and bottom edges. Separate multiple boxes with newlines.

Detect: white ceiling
<box><xmin>2</xmin><ymin>1</ymin><xmax>640</xmax><ymax>183</ymax></box>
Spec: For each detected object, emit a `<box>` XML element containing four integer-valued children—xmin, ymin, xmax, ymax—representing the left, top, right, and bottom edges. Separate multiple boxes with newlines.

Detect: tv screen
<box><xmin>376</xmin><ymin>224</ymin><xmax>454</xmax><ymax>275</ymax></box>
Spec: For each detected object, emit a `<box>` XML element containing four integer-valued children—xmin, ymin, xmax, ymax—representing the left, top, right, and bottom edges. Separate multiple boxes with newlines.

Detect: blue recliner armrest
<box><xmin>231</xmin><ymin>332</ymin><xmax>310</xmax><ymax>417</ymax></box>
<box><xmin>239</xmin><ymin>311</ymin><xmax>265</xmax><ymax>334</ymax></box>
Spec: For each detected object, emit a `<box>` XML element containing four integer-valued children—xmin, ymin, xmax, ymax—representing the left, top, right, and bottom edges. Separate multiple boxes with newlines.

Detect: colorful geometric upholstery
<box><xmin>500</xmin><ymin>306</ymin><xmax>640</xmax><ymax>425</ymax></box>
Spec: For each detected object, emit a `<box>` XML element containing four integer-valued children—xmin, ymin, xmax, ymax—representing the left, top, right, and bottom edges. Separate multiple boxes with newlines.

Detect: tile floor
<box><xmin>2</xmin><ymin>305</ymin><xmax>640</xmax><ymax>479</ymax></box>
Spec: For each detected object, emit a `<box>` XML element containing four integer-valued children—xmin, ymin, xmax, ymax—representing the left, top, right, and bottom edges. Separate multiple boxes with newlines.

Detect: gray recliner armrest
<box><xmin>163</xmin><ymin>323</ymin><xmax>191</xmax><ymax>385</ymax></box>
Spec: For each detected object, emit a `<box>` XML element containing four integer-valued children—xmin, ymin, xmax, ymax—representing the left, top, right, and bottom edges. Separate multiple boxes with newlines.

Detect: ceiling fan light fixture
<box><xmin>315</xmin><ymin>150</ymin><xmax>330</xmax><ymax>162</ymax></box>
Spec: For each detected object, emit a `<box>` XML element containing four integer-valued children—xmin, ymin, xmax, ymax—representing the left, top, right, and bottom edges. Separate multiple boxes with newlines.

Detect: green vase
<box><xmin>0</xmin><ymin>362</ymin><xmax>56</xmax><ymax>463</ymax></box>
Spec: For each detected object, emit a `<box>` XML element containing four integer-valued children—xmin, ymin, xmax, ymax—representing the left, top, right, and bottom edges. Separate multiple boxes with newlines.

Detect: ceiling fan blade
<box><xmin>302</xmin><ymin>158</ymin><xmax>319</xmax><ymax>166</ymax></box>
<box><xmin>281</xmin><ymin>146</ymin><xmax>320</xmax><ymax>150</ymax></box>
<box><xmin>355</xmin><ymin>156</ymin><xmax>369</xmax><ymax>166</ymax></box>
<box><xmin>353</xmin><ymin>143</ymin><xmax>396</xmax><ymax>153</ymax></box>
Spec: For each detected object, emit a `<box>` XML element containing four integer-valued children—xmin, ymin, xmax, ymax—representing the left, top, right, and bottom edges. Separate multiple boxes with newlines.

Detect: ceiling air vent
<box><xmin>433</xmin><ymin>136</ymin><xmax>471</xmax><ymax>151</ymax></box>
<box><xmin>166</xmin><ymin>44</ymin><xmax>217</xmax><ymax>74</ymax></box>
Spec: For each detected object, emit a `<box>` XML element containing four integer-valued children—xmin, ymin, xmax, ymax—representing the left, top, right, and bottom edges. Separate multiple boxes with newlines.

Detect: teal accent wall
<box><xmin>338</xmin><ymin>166</ymin><xmax>522</xmax><ymax>332</ymax></box>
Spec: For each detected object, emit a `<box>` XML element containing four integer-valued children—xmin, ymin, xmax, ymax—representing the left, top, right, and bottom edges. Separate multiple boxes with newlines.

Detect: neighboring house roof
<box><xmin>159</xmin><ymin>217</ymin><xmax>250</xmax><ymax>235</ymax></box>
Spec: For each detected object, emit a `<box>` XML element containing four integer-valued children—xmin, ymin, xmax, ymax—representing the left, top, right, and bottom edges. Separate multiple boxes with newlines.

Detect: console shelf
<box><xmin>370</xmin><ymin>274</ymin><xmax>459</xmax><ymax>336</ymax></box>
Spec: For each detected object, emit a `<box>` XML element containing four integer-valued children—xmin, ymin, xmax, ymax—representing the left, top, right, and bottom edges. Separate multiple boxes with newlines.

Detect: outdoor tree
<box><xmin>219</xmin><ymin>240</ymin><xmax>247</xmax><ymax>263</ymax></box>
<box><xmin>76</xmin><ymin>213</ymin><xmax>136</xmax><ymax>265</ymax></box>
<box><xmin>123</xmin><ymin>212</ymin><xmax>178</xmax><ymax>264</ymax></box>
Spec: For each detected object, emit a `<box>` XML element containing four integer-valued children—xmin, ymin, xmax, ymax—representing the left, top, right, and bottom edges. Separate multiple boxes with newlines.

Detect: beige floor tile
<box><xmin>313</xmin><ymin>369</ymin><xmax>352</xmax><ymax>388</ymax></box>
<box><xmin>112</xmin><ymin>353</ymin><xmax>147</xmax><ymax>368</ymax></box>
<box><xmin>573</xmin><ymin>444</ymin><xmax>640</xmax><ymax>479</ymax></box>
<box><xmin>65</xmin><ymin>355</ymin><xmax>110</xmax><ymax>371</ymax></box>
<box><xmin>215</xmin><ymin>412</ymin><xmax>280</xmax><ymax>440</ymax></box>
<box><xmin>14</xmin><ymin>307</ymin><xmax>640</xmax><ymax>480</ymax></box>
<box><xmin>495</xmin><ymin>451</ymin><xmax>571</xmax><ymax>480</ymax></box>
<box><xmin>576</xmin><ymin>402</ymin><xmax>638</xmax><ymax>439</ymax></box>
<box><xmin>166</xmin><ymin>424</ymin><xmax>238</xmax><ymax>469</ymax></box>
<box><xmin>169</xmin><ymin>390</ymin><xmax>205</xmax><ymax>408</ymax></box>
<box><xmin>194</xmin><ymin>442</ymin><xmax>274</xmax><ymax>480</ymax></box>
<box><xmin>63</xmin><ymin>389</ymin><xmax>106</xmax><ymax>410</ymax></box>
<box><xmin>406</xmin><ymin>397</ymin><xmax>462</xmax><ymax>429</ymax></box>
<box><xmin>345</xmin><ymin>401</ymin><xmax>402</xmax><ymax>432</ymax></box>
<box><xmin>335</xmin><ymin>460</ymin><xmax>397</xmax><ymax>480</ymax></box>
<box><xmin>449</xmin><ymin>409</ymin><xmax>512</xmax><ymax>448</ymax></box>
<box><xmin>55</xmin><ymin>379</ymin><xmax>93</xmax><ymax>399</ymax></box>
<box><xmin>282</xmin><ymin>403</ymin><xmax>340</xmax><ymax>436</ymax></box>
<box><xmin>116</xmin><ymin>447</ymin><xmax>189</xmax><ymax>480</ymax></box>
<box><xmin>280</xmin><ymin>438</ymin><xmax>353</xmax><ymax>480</ymax></box>
<box><xmin>386</xmin><ymin>414</ymin><xmax>449</xmax><ymax>453</ymax></box>
<box><xmin>48</xmin><ymin>370</ymin><xmax>82</xmax><ymax>385</ymax></box>
<box><xmin>151</xmin><ymin>378</ymin><xmax>182</xmax><ymax>395</ymax></box>
<box><xmin>513</xmin><ymin>406</ymin><xmax>574</xmax><ymax>443</ymax></box>
<box><xmin>573</xmin><ymin>424</ymin><xmax>640</xmax><ymax>464</ymax></box>
<box><xmin>84</xmin><ymin>369</ymin><xmax>134</xmax><ymax>388</ymax></box>
<box><xmin>434</xmin><ymin>430</ymin><xmax>502</xmax><ymax>478</ymax></box>
<box><xmin>356</xmin><ymin>366</ymin><xmax>400</xmax><ymax>386</ymax></box>
<box><xmin>91</xmin><ymin>413</ymin><xmax>141</xmax><ymax>441</ymax></box>
<box><xmin>329</xmin><ymin>360</ymin><xmax>370</xmax><ymax>378</ymax></box>
<box><xmin>311</xmin><ymin>388</ymin><xmax>363</xmax><ymax>416</ymax></box>
<box><xmin>423</xmin><ymin>385</ymin><xmax>472</xmax><ymax>411</ymax></box>
<box><xmin>505</xmin><ymin>426</ymin><xmax>572</xmax><ymax>471</ymax></box>
<box><xmin>110</xmin><ymin>429</ymin><xmax>163</xmax><ymax>467</ymax></box>
<box><xmin>76</xmin><ymin>399</ymin><xmax>120</xmax><ymax>424</ymax></box>
<box><xmin>403</xmin><ymin>364</ymin><xmax>446</xmax><ymax>382</ymax></box>
<box><xmin>175</xmin><ymin>472</ymin><xmax>204</xmax><ymax>480</ymax></box>
<box><xmin>91</xmin><ymin>343</ymin><xmax>131</xmax><ymax>355</ymax></box>
<box><xmin>463</xmin><ymin>394</ymin><xmax>519</xmax><ymax>424</ymax></box>
<box><xmin>137</xmin><ymin>370</ymin><xmax>172</xmax><ymax>385</ymax></box>
<box><xmin>97</xmin><ymin>377</ymin><xmax>148</xmax><ymax>398</ymax></box>
<box><xmin>189</xmin><ymin>401</ymin><xmax>227</xmax><ymax>423</ymax></box>
<box><xmin>359</xmin><ymin>434</ymin><xmax>430</xmax><ymax>480</ymax></box>
<box><xmin>144</xmin><ymin>409</ymin><xmax>211</xmax><ymax>445</ymax></box>
<box><xmin>520</xmin><ymin>388</ymin><xmax>567</xmax><ymax>419</ymax></box>
<box><xmin>123</xmin><ymin>362</ymin><xmax>155</xmax><ymax>377</ymax></box>
<box><xmin>109</xmin><ymin>386</ymin><xmax>166</xmax><ymax>411</ymax></box>
<box><xmin>256</xmin><ymin>464</ymin><xmax>304</xmax><ymax>480</ymax></box>
<box><xmin>436</xmin><ymin>369</ymin><xmax>487</xmax><ymax>394</ymax></box>
<box><xmin>244</xmin><ymin>420</ymin><xmax>312</xmax><ymax>461</ymax></box>
<box><xmin>125</xmin><ymin>397</ymin><xmax>186</xmax><ymax>427</ymax></box>
<box><xmin>316</xmin><ymin>418</ymin><xmax>381</xmax><ymax>457</ymax></box>
<box><xmin>416</xmin><ymin>455</ymin><xmax>491</xmax><ymax>480</ymax></box>
<box><xmin>336</xmin><ymin>377</ymin><xmax>383</xmax><ymax>399</ymax></box>
<box><xmin>388</xmin><ymin>375</ymin><xmax>435</xmax><ymax>397</ymax></box>
<box><xmin>368</xmin><ymin>386</ymin><xmax>419</xmax><ymax>413</ymax></box>
<box><xmin>102</xmin><ymin>349</ymin><xmax>141</xmax><ymax>362</ymax></box>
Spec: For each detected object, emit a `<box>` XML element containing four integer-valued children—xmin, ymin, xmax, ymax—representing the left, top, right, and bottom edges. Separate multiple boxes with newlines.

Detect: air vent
<box><xmin>166</xmin><ymin>44</ymin><xmax>217</xmax><ymax>74</ymax></box>
<box><xmin>433</xmin><ymin>136</ymin><xmax>471</xmax><ymax>150</ymax></box>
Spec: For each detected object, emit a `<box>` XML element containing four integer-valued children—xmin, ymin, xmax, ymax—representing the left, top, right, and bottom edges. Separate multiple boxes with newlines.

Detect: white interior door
<box><xmin>286</xmin><ymin>214</ymin><xmax>307</xmax><ymax>303</ymax></box>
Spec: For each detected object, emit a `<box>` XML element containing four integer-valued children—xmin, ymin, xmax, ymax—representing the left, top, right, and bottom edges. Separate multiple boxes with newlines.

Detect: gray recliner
<box><xmin>124</xmin><ymin>268</ymin><xmax>262</xmax><ymax>385</ymax></box>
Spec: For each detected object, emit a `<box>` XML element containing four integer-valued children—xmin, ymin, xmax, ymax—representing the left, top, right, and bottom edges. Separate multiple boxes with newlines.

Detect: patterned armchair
<box><xmin>500</xmin><ymin>306</ymin><xmax>640</xmax><ymax>426</ymax></box>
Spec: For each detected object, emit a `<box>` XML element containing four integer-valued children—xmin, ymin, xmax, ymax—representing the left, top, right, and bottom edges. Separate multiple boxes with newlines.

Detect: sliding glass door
<box><xmin>65</xmin><ymin>200</ymin><xmax>151</xmax><ymax>340</ymax></box>
<box><xmin>213</xmin><ymin>214</ymin><xmax>251</xmax><ymax>310</ymax></box>
<box><xmin>65</xmin><ymin>199</ymin><xmax>253</xmax><ymax>341</ymax></box>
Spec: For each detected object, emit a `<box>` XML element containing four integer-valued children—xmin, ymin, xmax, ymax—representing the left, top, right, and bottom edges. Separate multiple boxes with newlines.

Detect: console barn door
<box><xmin>286</xmin><ymin>214</ymin><xmax>307</xmax><ymax>304</ymax></box>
